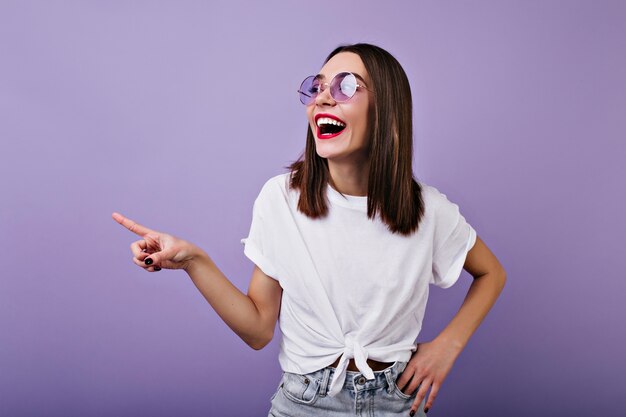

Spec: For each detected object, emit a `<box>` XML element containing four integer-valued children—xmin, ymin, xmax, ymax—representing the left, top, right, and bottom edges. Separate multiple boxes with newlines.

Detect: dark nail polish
<box><xmin>154</xmin><ymin>267</ymin><xmax>161</xmax><ymax>271</ymax></box>
<box><xmin>144</xmin><ymin>258</ymin><xmax>153</xmax><ymax>265</ymax></box>
<box><xmin>425</xmin><ymin>407</ymin><xmax>429</xmax><ymax>413</ymax></box>
<box><xmin>409</xmin><ymin>411</ymin><xmax>415</xmax><ymax>416</ymax></box>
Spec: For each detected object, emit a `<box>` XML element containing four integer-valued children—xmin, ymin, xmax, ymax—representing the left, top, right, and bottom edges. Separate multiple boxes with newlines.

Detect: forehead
<box><xmin>316</xmin><ymin>52</ymin><xmax>370</xmax><ymax>84</ymax></box>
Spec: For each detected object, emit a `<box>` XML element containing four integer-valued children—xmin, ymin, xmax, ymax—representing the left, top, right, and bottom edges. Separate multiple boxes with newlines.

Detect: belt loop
<box><xmin>384</xmin><ymin>367</ymin><xmax>394</xmax><ymax>394</ymax></box>
<box><xmin>319</xmin><ymin>367</ymin><xmax>331</xmax><ymax>397</ymax></box>
<box><xmin>396</xmin><ymin>361</ymin><xmax>407</xmax><ymax>374</ymax></box>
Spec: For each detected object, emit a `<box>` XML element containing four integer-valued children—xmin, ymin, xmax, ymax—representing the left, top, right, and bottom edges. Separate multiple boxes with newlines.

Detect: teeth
<box><xmin>316</xmin><ymin>117</ymin><xmax>346</xmax><ymax>128</ymax></box>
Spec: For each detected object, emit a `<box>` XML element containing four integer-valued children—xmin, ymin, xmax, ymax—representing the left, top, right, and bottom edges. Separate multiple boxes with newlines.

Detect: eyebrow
<box><xmin>314</xmin><ymin>72</ymin><xmax>368</xmax><ymax>85</ymax></box>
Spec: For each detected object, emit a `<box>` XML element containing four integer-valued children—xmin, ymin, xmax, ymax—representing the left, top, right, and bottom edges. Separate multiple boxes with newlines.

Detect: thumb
<box><xmin>143</xmin><ymin>246</ymin><xmax>178</xmax><ymax>268</ymax></box>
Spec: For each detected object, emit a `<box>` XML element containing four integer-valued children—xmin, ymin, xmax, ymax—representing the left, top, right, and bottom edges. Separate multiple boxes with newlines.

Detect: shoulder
<box><xmin>417</xmin><ymin>181</ymin><xmax>467</xmax><ymax>223</ymax></box>
<box><xmin>259</xmin><ymin>172</ymin><xmax>291</xmax><ymax>195</ymax></box>
<box><xmin>254</xmin><ymin>172</ymin><xmax>293</xmax><ymax>205</ymax></box>
<box><xmin>417</xmin><ymin>181</ymin><xmax>446</xmax><ymax>210</ymax></box>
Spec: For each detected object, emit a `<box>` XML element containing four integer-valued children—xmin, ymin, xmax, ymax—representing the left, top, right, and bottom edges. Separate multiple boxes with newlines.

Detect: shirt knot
<box><xmin>327</xmin><ymin>340</ymin><xmax>375</xmax><ymax>397</ymax></box>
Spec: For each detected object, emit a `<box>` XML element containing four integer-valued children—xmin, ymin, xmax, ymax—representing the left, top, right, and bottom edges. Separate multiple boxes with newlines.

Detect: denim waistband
<box><xmin>288</xmin><ymin>360</ymin><xmax>407</xmax><ymax>397</ymax></box>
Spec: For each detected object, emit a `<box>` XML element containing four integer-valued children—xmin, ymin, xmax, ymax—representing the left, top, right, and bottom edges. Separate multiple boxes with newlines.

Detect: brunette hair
<box><xmin>285</xmin><ymin>43</ymin><xmax>425</xmax><ymax>236</ymax></box>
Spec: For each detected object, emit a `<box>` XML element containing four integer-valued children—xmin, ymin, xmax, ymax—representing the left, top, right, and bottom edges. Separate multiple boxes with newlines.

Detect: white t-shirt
<box><xmin>240</xmin><ymin>172</ymin><xmax>476</xmax><ymax>397</ymax></box>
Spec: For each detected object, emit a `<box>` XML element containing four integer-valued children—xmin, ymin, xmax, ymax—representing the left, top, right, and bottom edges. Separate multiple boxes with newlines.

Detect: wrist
<box><xmin>434</xmin><ymin>334</ymin><xmax>465</xmax><ymax>355</ymax></box>
<box><xmin>183</xmin><ymin>245</ymin><xmax>211</xmax><ymax>275</ymax></box>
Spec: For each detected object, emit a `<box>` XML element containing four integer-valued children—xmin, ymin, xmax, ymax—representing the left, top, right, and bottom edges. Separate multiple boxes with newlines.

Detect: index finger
<box><xmin>112</xmin><ymin>212</ymin><xmax>156</xmax><ymax>237</ymax></box>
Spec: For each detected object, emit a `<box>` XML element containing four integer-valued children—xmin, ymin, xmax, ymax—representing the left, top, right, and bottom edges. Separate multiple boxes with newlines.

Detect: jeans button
<box><xmin>304</xmin><ymin>378</ymin><xmax>310</xmax><ymax>385</ymax></box>
<box><xmin>357</xmin><ymin>376</ymin><xmax>366</xmax><ymax>385</ymax></box>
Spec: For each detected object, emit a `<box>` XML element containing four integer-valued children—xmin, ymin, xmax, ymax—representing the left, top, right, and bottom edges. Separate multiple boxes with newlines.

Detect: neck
<box><xmin>327</xmin><ymin>159</ymin><xmax>370</xmax><ymax>197</ymax></box>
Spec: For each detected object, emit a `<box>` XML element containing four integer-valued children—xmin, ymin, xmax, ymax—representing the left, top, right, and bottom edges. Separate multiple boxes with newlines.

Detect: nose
<box><xmin>314</xmin><ymin>83</ymin><xmax>336</xmax><ymax>107</ymax></box>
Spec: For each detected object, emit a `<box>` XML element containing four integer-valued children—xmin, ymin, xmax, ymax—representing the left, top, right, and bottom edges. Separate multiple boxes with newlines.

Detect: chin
<box><xmin>314</xmin><ymin>140</ymin><xmax>349</xmax><ymax>159</ymax></box>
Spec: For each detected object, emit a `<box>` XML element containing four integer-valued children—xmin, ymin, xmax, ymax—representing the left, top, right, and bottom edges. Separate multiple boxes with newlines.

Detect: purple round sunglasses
<box><xmin>298</xmin><ymin>72</ymin><xmax>373</xmax><ymax>105</ymax></box>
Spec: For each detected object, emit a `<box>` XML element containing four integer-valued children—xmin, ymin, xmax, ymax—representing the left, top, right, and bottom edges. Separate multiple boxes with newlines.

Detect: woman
<box><xmin>112</xmin><ymin>43</ymin><xmax>506</xmax><ymax>416</ymax></box>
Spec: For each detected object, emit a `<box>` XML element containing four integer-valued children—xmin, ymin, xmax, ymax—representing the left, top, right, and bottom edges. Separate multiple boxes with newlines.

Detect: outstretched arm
<box><xmin>186</xmin><ymin>254</ymin><xmax>282</xmax><ymax>350</ymax></box>
<box><xmin>112</xmin><ymin>212</ymin><xmax>282</xmax><ymax>350</ymax></box>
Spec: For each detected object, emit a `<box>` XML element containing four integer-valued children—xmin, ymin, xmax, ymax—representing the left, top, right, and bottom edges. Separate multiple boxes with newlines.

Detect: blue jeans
<box><xmin>268</xmin><ymin>361</ymin><xmax>427</xmax><ymax>416</ymax></box>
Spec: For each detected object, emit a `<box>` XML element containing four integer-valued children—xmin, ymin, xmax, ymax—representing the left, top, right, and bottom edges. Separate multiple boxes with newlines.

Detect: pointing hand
<box><xmin>112</xmin><ymin>212</ymin><xmax>200</xmax><ymax>272</ymax></box>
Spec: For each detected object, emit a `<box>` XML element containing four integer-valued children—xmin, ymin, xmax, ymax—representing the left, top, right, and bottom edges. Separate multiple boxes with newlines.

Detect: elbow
<box><xmin>477</xmin><ymin>265</ymin><xmax>506</xmax><ymax>292</ymax></box>
<box><xmin>496</xmin><ymin>266</ymin><xmax>507</xmax><ymax>291</ymax></box>
<box><xmin>249</xmin><ymin>340</ymin><xmax>269</xmax><ymax>351</ymax></box>
<box><xmin>246</xmin><ymin>329</ymin><xmax>275</xmax><ymax>351</ymax></box>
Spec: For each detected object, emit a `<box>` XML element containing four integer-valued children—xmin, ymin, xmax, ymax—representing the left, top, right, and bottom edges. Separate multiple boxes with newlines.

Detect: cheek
<box><xmin>346</xmin><ymin>102</ymin><xmax>369</xmax><ymax>132</ymax></box>
<box><xmin>306</xmin><ymin>108</ymin><xmax>314</xmax><ymax>124</ymax></box>
<box><xmin>348</xmin><ymin>113</ymin><xmax>368</xmax><ymax>134</ymax></box>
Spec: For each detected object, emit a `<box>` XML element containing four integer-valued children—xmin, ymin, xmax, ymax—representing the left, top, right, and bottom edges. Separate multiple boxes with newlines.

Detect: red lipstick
<box><xmin>314</xmin><ymin>113</ymin><xmax>347</xmax><ymax>140</ymax></box>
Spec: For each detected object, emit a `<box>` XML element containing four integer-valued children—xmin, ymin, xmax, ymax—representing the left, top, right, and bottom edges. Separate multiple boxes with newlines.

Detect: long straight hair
<box><xmin>285</xmin><ymin>43</ymin><xmax>425</xmax><ymax>236</ymax></box>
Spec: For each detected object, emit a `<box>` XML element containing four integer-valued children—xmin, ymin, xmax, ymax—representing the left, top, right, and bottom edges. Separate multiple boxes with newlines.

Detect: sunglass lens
<box><xmin>298</xmin><ymin>76</ymin><xmax>319</xmax><ymax>105</ymax></box>
<box><xmin>331</xmin><ymin>72</ymin><xmax>357</xmax><ymax>102</ymax></box>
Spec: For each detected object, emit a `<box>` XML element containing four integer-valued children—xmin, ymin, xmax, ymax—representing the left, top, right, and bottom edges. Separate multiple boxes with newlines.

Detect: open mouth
<box><xmin>315</xmin><ymin>114</ymin><xmax>346</xmax><ymax>139</ymax></box>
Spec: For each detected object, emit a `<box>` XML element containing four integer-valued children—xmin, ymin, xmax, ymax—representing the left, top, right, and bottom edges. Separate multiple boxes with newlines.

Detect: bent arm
<box><xmin>435</xmin><ymin>235</ymin><xmax>507</xmax><ymax>352</ymax></box>
<box><xmin>185</xmin><ymin>251</ymin><xmax>282</xmax><ymax>350</ymax></box>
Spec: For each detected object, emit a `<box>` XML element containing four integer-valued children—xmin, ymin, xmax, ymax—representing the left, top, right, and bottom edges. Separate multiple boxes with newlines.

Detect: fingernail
<box><xmin>144</xmin><ymin>258</ymin><xmax>153</xmax><ymax>265</ymax></box>
<box><xmin>154</xmin><ymin>267</ymin><xmax>161</xmax><ymax>271</ymax></box>
<box><xmin>425</xmin><ymin>407</ymin><xmax>429</xmax><ymax>413</ymax></box>
<box><xmin>409</xmin><ymin>411</ymin><xmax>415</xmax><ymax>416</ymax></box>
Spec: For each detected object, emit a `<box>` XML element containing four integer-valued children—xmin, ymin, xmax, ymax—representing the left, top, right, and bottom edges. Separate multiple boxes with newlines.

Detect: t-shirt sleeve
<box><xmin>240</xmin><ymin>181</ymin><xmax>280</xmax><ymax>281</ymax></box>
<box><xmin>430</xmin><ymin>188</ymin><xmax>477</xmax><ymax>288</ymax></box>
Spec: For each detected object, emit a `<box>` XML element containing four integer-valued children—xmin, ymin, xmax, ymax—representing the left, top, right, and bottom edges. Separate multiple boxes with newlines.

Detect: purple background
<box><xmin>1</xmin><ymin>1</ymin><xmax>625</xmax><ymax>416</ymax></box>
